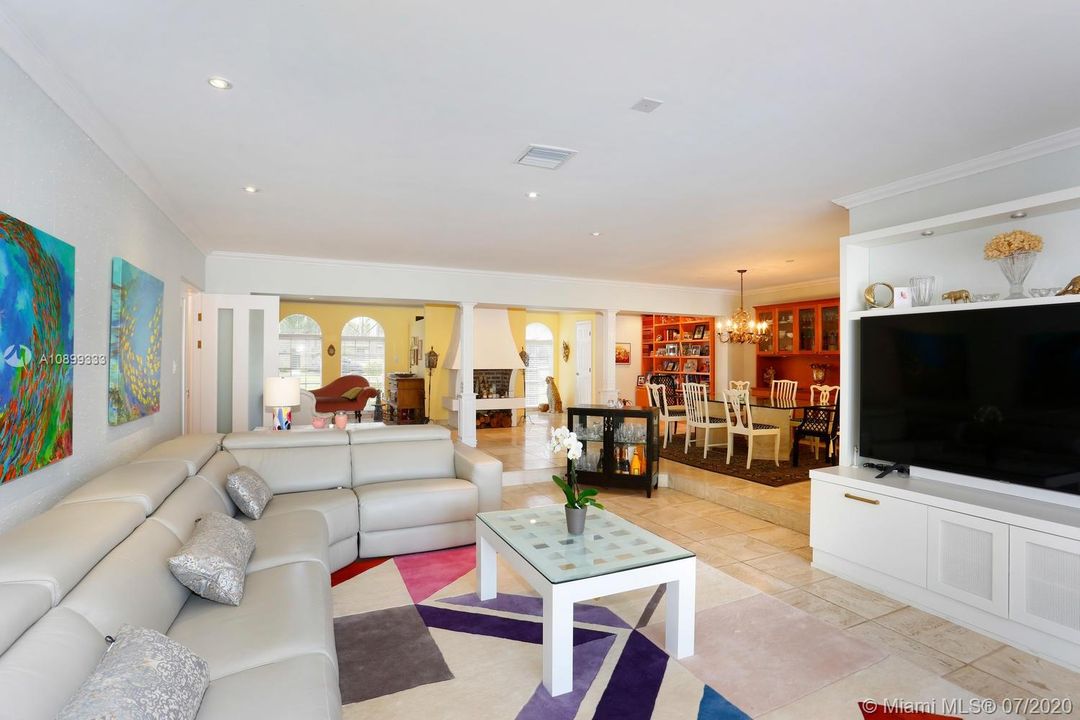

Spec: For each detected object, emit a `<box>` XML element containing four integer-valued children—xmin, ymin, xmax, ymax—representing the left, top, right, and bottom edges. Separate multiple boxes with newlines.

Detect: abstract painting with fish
<box><xmin>108</xmin><ymin>258</ymin><xmax>163</xmax><ymax>425</ymax></box>
<box><xmin>0</xmin><ymin>211</ymin><xmax>75</xmax><ymax>482</ymax></box>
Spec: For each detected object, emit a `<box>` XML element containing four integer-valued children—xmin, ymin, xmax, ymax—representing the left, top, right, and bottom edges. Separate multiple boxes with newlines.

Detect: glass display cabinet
<box><xmin>776</xmin><ymin>309</ymin><xmax>795</xmax><ymax>353</ymax></box>
<box><xmin>797</xmin><ymin>306</ymin><xmax>817</xmax><ymax>353</ymax></box>
<box><xmin>566</xmin><ymin>405</ymin><xmax>660</xmax><ymax>497</ymax></box>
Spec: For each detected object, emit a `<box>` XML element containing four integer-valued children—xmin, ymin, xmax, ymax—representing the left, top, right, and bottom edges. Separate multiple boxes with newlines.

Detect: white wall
<box><xmin>0</xmin><ymin>50</ymin><xmax>205</xmax><ymax>533</ymax></box>
<box><xmin>206</xmin><ymin>252</ymin><xmax>735</xmax><ymax>318</ymax></box>
<box><xmin>615</xmin><ymin>314</ymin><xmax>642</xmax><ymax>401</ymax></box>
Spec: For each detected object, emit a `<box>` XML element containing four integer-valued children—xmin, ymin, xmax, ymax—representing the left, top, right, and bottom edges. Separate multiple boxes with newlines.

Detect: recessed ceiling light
<box><xmin>1010</xmin><ymin>211</ymin><xmax>1027</xmax><ymax>219</ymax></box>
<box><xmin>591</xmin><ymin>232</ymin><xmax>601</xmax><ymax>237</ymax></box>
<box><xmin>921</xmin><ymin>230</ymin><xmax>935</xmax><ymax>237</ymax></box>
<box><xmin>527</xmin><ymin>191</ymin><xmax>539</xmax><ymax>199</ymax></box>
<box><xmin>208</xmin><ymin>76</ymin><xmax>233</xmax><ymax>90</ymax></box>
<box><xmin>242</xmin><ymin>186</ymin><xmax>260</xmax><ymax>193</ymax></box>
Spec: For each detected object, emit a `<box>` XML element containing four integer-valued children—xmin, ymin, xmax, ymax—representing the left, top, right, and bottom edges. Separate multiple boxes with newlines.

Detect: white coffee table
<box><xmin>476</xmin><ymin>506</ymin><xmax>696</xmax><ymax>697</ymax></box>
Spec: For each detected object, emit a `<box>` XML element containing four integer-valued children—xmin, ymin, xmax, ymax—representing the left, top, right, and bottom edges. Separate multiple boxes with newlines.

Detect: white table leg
<box><xmin>477</xmin><ymin>530</ymin><xmax>497</xmax><ymax>601</ymax></box>
<box><xmin>665</xmin><ymin>559</ymin><xmax>696</xmax><ymax>658</ymax></box>
<box><xmin>542</xmin><ymin>585</ymin><xmax>574</xmax><ymax>696</ymax></box>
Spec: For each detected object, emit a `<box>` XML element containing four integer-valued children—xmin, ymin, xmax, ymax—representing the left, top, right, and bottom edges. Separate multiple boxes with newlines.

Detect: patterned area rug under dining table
<box><xmin>661</xmin><ymin>434</ymin><xmax>830</xmax><ymax>487</ymax></box>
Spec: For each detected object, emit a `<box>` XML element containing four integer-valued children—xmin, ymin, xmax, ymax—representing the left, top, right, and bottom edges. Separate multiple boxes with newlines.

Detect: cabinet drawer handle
<box><xmin>843</xmin><ymin>492</ymin><xmax>880</xmax><ymax>506</ymax></box>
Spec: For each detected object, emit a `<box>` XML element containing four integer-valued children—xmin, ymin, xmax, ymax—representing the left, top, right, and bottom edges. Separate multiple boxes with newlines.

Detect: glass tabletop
<box><xmin>707</xmin><ymin>398</ymin><xmax>821</xmax><ymax>411</ymax></box>
<box><xmin>477</xmin><ymin>506</ymin><xmax>694</xmax><ymax>584</ymax></box>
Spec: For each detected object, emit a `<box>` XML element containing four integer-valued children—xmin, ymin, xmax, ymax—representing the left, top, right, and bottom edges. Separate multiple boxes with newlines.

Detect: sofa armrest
<box><xmin>454</xmin><ymin>443</ymin><xmax>503</xmax><ymax>512</ymax></box>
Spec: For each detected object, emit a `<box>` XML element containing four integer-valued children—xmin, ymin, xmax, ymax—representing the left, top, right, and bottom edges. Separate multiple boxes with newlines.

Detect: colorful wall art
<box><xmin>108</xmin><ymin>258</ymin><xmax>163</xmax><ymax>425</ymax></box>
<box><xmin>1</xmin><ymin>211</ymin><xmax>75</xmax><ymax>482</ymax></box>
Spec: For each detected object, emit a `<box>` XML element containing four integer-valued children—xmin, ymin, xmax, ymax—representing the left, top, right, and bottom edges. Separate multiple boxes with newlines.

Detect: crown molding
<box><xmin>745</xmin><ymin>275</ymin><xmax>841</xmax><ymax>297</ymax></box>
<box><xmin>832</xmin><ymin>127</ymin><xmax>1080</xmax><ymax>210</ymax></box>
<box><xmin>208</xmin><ymin>250</ymin><xmax>740</xmax><ymax>297</ymax></box>
<box><xmin>0</xmin><ymin>8</ymin><xmax>207</xmax><ymax>252</ymax></box>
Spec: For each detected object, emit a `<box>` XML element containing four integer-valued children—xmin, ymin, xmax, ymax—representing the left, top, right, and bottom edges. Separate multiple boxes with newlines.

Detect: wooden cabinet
<box><xmin>567</xmin><ymin>405</ymin><xmax>659</xmax><ymax>497</ymax></box>
<box><xmin>387</xmin><ymin>375</ymin><xmax>425</xmax><ymax>424</ymax></box>
<box><xmin>751</xmin><ymin>297</ymin><xmax>840</xmax><ymax>391</ymax></box>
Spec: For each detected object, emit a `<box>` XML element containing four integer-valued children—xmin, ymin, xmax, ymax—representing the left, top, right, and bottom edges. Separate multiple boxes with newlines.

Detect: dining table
<box><xmin>704</xmin><ymin>396</ymin><xmax>822</xmax><ymax>461</ymax></box>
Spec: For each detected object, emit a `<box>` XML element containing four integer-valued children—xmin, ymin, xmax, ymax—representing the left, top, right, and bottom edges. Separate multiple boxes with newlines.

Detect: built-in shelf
<box><xmin>849</xmin><ymin>292</ymin><xmax>1080</xmax><ymax>320</ymax></box>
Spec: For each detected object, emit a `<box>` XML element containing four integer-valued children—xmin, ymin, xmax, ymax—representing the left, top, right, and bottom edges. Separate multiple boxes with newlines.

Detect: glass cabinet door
<box><xmin>821</xmin><ymin>304</ymin><xmax>840</xmax><ymax>352</ymax></box>
<box><xmin>612</xmin><ymin>416</ymin><xmax>649</xmax><ymax>476</ymax></box>
<box><xmin>797</xmin><ymin>307</ymin><xmax>817</xmax><ymax>353</ymax></box>
<box><xmin>756</xmin><ymin>309</ymin><xmax>775</xmax><ymax>353</ymax></box>
<box><xmin>570</xmin><ymin>411</ymin><xmax>605</xmax><ymax>471</ymax></box>
<box><xmin>776</xmin><ymin>308</ymin><xmax>795</xmax><ymax>353</ymax></box>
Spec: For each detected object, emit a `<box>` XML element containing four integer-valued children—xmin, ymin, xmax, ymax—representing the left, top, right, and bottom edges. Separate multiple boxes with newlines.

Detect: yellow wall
<box><xmin>421</xmin><ymin>304</ymin><xmax>457</xmax><ymax>421</ymax></box>
<box><xmin>557</xmin><ymin>312</ymin><xmax>597</xmax><ymax>407</ymax></box>
<box><xmin>279</xmin><ymin>301</ymin><xmax>422</xmax><ymax>387</ymax></box>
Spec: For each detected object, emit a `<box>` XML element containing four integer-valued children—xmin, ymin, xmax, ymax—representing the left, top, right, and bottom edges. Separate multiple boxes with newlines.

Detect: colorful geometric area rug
<box><xmin>331</xmin><ymin>547</ymin><xmax>1017</xmax><ymax>719</ymax></box>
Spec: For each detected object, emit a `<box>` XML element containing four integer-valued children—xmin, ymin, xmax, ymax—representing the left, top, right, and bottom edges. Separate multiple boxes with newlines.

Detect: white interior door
<box><xmin>191</xmin><ymin>293</ymin><xmax>279</xmax><ymax>433</ymax></box>
<box><xmin>575</xmin><ymin>320</ymin><xmax>592</xmax><ymax>404</ymax></box>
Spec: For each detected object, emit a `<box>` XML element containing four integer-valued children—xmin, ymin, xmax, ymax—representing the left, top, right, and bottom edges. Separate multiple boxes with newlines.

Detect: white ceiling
<box><xmin>3</xmin><ymin>1</ymin><xmax>1080</xmax><ymax>290</ymax></box>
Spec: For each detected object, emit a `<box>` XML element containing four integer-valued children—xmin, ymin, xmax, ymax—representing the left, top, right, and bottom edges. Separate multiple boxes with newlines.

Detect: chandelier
<box><xmin>718</xmin><ymin>269</ymin><xmax>770</xmax><ymax>344</ymax></box>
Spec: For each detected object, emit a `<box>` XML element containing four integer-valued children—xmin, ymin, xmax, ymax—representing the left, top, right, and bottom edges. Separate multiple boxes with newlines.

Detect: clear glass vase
<box><xmin>996</xmin><ymin>251</ymin><xmax>1036</xmax><ymax>299</ymax></box>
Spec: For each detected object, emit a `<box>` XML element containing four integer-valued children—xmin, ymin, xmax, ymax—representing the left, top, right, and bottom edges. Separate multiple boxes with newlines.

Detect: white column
<box><xmin>458</xmin><ymin>302</ymin><xmax>478</xmax><ymax>447</ymax></box>
<box><xmin>598</xmin><ymin>309</ymin><xmax>619</xmax><ymax>405</ymax></box>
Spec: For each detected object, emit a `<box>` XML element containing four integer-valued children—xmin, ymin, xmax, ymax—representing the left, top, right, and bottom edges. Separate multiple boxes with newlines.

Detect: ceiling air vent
<box><xmin>630</xmin><ymin>97</ymin><xmax>664</xmax><ymax>113</ymax></box>
<box><xmin>516</xmin><ymin>145</ymin><xmax>577</xmax><ymax>170</ymax></box>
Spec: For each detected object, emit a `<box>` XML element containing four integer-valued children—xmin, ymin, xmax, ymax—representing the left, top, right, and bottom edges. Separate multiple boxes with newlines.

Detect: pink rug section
<box><xmin>394</xmin><ymin>546</ymin><xmax>476</xmax><ymax>603</ymax></box>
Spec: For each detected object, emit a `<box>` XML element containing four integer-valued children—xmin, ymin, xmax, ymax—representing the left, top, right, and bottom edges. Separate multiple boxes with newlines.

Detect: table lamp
<box><xmin>265</xmin><ymin>376</ymin><xmax>301</xmax><ymax>430</ymax></box>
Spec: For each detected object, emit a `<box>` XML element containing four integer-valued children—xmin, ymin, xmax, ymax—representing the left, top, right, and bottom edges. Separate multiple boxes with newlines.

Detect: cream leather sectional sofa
<box><xmin>0</xmin><ymin>424</ymin><xmax>501</xmax><ymax>720</ymax></box>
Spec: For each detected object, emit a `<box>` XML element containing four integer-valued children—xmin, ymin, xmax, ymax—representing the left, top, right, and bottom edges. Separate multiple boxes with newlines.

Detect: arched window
<box><xmin>524</xmin><ymin>322</ymin><xmax>554</xmax><ymax>407</ymax></box>
<box><xmin>341</xmin><ymin>316</ymin><xmax>386</xmax><ymax>392</ymax></box>
<box><xmin>278</xmin><ymin>314</ymin><xmax>323</xmax><ymax>390</ymax></box>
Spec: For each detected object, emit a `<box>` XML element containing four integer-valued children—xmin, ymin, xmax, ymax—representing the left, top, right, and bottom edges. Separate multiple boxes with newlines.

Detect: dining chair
<box><xmin>722</xmin><ymin>389</ymin><xmax>780</xmax><ymax>468</ymax></box>
<box><xmin>791</xmin><ymin>405</ymin><xmax>839</xmax><ymax>466</ymax></box>
<box><xmin>771</xmin><ymin>379</ymin><xmax>798</xmax><ymax>404</ymax></box>
<box><xmin>647</xmin><ymin>383</ymin><xmax>684</xmax><ymax>449</ymax></box>
<box><xmin>683</xmin><ymin>382</ymin><xmax>727</xmax><ymax>458</ymax></box>
<box><xmin>729</xmin><ymin>380</ymin><xmax>751</xmax><ymax>391</ymax></box>
<box><xmin>809</xmin><ymin>384</ymin><xmax>840</xmax><ymax>406</ymax></box>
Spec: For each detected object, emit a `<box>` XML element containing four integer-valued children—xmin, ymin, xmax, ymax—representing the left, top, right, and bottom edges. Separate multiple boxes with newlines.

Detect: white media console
<box><xmin>818</xmin><ymin>185</ymin><xmax>1080</xmax><ymax>671</ymax></box>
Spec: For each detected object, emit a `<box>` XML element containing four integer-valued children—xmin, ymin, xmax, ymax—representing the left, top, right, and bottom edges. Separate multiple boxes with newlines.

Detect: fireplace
<box><xmin>441</xmin><ymin>308</ymin><xmax>528</xmax><ymax>429</ymax></box>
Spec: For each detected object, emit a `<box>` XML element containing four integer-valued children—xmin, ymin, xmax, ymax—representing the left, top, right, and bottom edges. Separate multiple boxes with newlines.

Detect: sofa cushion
<box><xmin>226</xmin><ymin>466</ymin><xmax>274</xmax><ymax>519</ymax></box>
<box><xmin>247</xmin><ymin>510</ymin><xmax>330</xmax><ymax>574</ymax></box>
<box><xmin>191</xmin><ymin>451</ymin><xmax>241</xmax><ymax>516</ymax></box>
<box><xmin>56</xmin><ymin>624</ymin><xmax>209</xmax><ymax>720</ymax></box>
<box><xmin>349</xmin><ymin>425</ymin><xmax>455</xmax><ymax>486</ymax></box>
<box><xmin>197</xmin><ymin>653</ymin><xmax>341</xmax><ymax>720</ymax></box>
<box><xmin>169</xmin><ymin>513</ymin><xmax>255</xmax><ymax>606</ymax></box>
<box><xmin>223</xmin><ymin>432</ymin><xmax>351</xmax><ymax>493</ymax></box>
<box><xmin>0</xmin><ymin>583</ymin><xmax>51</xmax><ymax>655</ymax></box>
<box><xmin>59</xmin><ymin>459</ymin><xmax>189</xmax><ymax>516</ymax></box>
<box><xmin>244</xmin><ymin>488</ymin><xmax>358</xmax><ymax>546</ymax></box>
<box><xmin>61</xmin><ymin>521</ymin><xmax>190</xmax><ymax>637</ymax></box>
<box><xmin>149</xmin><ymin>476</ymin><xmax>233</xmax><ymax>543</ymax></box>
<box><xmin>0</xmin><ymin>501</ymin><xmax>144</xmax><ymax>604</ymax></box>
<box><xmin>355</xmin><ymin>478</ymin><xmax>478</xmax><ymax>533</ymax></box>
<box><xmin>167</xmin><ymin>561</ymin><xmax>335</xmax><ymax>681</ymax></box>
<box><xmin>0</xmin><ymin>607</ymin><xmax>107</xmax><ymax>720</ymax></box>
<box><xmin>135</xmin><ymin>433</ymin><xmax>224</xmax><ymax>475</ymax></box>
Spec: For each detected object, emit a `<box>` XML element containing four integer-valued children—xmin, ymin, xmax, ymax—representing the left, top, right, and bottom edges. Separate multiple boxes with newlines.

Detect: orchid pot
<box><xmin>550</xmin><ymin>426</ymin><xmax>604</xmax><ymax>535</ymax></box>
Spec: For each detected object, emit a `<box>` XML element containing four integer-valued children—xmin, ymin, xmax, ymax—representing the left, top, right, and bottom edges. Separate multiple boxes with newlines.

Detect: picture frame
<box><xmin>693</xmin><ymin>324</ymin><xmax>706</xmax><ymax>340</ymax></box>
<box><xmin>636</xmin><ymin>375</ymin><xmax>646</xmax><ymax>387</ymax></box>
<box><xmin>685</xmin><ymin>359</ymin><xmax>698</xmax><ymax>373</ymax></box>
<box><xmin>615</xmin><ymin>342</ymin><xmax>631</xmax><ymax>365</ymax></box>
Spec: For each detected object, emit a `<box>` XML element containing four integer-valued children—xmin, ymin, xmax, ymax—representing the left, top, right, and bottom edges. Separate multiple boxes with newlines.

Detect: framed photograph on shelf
<box><xmin>684</xmin><ymin>359</ymin><xmax>698</xmax><ymax>373</ymax></box>
<box><xmin>636</xmin><ymin>375</ymin><xmax>646</xmax><ymax>387</ymax></box>
<box><xmin>693</xmin><ymin>324</ymin><xmax>706</xmax><ymax>340</ymax></box>
<box><xmin>615</xmin><ymin>342</ymin><xmax>631</xmax><ymax>365</ymax></box>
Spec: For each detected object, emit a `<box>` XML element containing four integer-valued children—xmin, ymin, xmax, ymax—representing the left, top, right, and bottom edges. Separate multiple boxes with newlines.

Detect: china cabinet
<box><xmin>566</xmin><ymin>405</ymin><xmax>659</xmax><ymax>497</ymax></box>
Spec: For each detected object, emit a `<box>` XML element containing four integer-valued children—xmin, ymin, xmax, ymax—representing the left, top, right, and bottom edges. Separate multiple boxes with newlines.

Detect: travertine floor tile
<box><xmin>746</xmin><ymin>551</ymin><xmax>830</xmax><ymax>586</ymax></box>
<box><xmin>703</xmin><ymin>533</ymin><xmax>785</xmax><ymax>561</ymax></box>
<box><xmin>745</xmin><ymin>525</ymin><xmax>810</xmax><ymax>550</ymax></box>
<box><xmin>719</xmin><ymin>562</ymin><xmax>794</xmax><ymax>595</ymax></box>
<box><xmin>876</xmin><ymin>607</ymin><xmax>1003</xmax><ymax>663</ymax></box>
<box><xmin>772</xmin><ymin>588</ymin><xmax>865</xmax><ymax>629</ymax></box>
<box><xmin>708</xmin><ymin>510</ymin><xmax>773</xmax><ymax>532</ymax></box>
<box><xmin>972</xmin><ymin>645</ymin><xmax>1080</xmax><ymax>702</ymax></box>
<box><xmin>804</xmin><ymin>577</ymin><xmax>905</xmax><ymax>620</ymax></box>
<box><xmin>945</xmin><ymin>666</ymin><xmax>1050</xmax><ymax>719</ymax></box>
<box><xmin>846</xmin><ymin>621</ymin><xmax>965</xmax><ymax>676</ymax></box>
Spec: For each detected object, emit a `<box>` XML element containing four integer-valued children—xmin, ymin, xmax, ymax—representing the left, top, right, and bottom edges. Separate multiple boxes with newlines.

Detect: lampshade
<box><xmin>425</xmin><ymin>346</ymin><xmax>439</xmax><ymax>370</ymax></box>
<box><xmin>264</xmin><ymin>376</ymin><xmax>301</xmax><ymax>407</ymax></box>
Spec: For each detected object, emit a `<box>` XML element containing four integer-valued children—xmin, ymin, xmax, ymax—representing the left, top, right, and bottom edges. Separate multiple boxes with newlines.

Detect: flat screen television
<box><xmin>859</xmin><ymin>303</ymin><xmax>1080</xmax><ymax>496</ymax></box>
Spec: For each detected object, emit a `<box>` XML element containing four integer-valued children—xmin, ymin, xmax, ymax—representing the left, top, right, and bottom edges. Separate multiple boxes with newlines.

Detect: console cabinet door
<box><xmin>927</xmin><ymin>508</ymin><xmax>1009</xmax><ymax>617</ymax></box>
<box><xmin>1010</xmin><ymin>527</ymin><xmax>1080</xmax><ymax>644</ymax></box>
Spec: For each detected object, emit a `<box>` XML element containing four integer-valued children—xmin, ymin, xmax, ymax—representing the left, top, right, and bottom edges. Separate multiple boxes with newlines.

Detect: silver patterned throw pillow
<box><xmin>225</xmin><ymin>465</ymin><xmax>274</xmax><ymax>519</ymax></box>
<box><xmin>168</xmin><ymin>512</ymin><xmax>255</xmax><ymax>605</ymax></box>
<box><xmin>56</xmin><ymin>624</ymin><xmax>209</xmax><ymax>720</ymax></box>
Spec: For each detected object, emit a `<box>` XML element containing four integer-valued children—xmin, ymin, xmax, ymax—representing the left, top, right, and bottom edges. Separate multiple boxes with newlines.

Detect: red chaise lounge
<box><xmin>312</xmin><ymin>375</ymin><xmax>379</xmax><ymax>421</ymax></box>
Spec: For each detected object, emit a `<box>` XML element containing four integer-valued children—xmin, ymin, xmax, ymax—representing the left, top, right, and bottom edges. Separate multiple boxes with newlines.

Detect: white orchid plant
<box><xmin>550</xmin><ymin>426</ymin><xmax>604</xmax><ymax>511</ymax></box>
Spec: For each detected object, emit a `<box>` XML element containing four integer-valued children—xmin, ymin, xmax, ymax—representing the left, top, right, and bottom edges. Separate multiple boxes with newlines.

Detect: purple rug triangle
<box><xmin>592</xmin><ymin>631</ymin><xmax>668</xmax><ymax>720</ymax></box>
<box><xmin>416</xmin><ymin>605</ymin><xmax>613</xmax><ymax>646</ymax></box>
<box><xmin>516</xmin><ymin>635</ymin><xmax>616</xmax><ymax>720</ymax></box>
<box><xmin>440</xmin><ymin>592</ymin><xmax>631</xmax><ymax>629</ymax></box>
<box><xmin>698</xmin><ymin>686</ymin><xmax>750</xmax><ymax>719</ymax></box>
